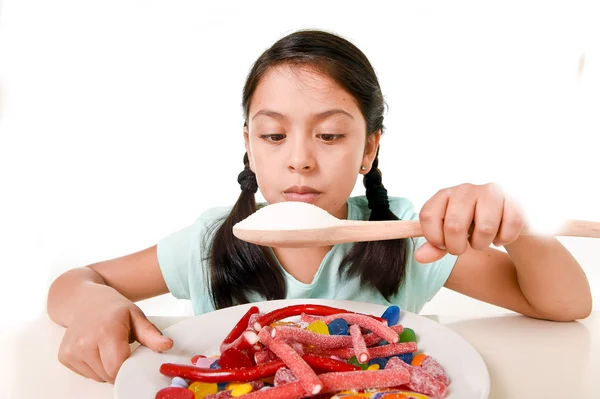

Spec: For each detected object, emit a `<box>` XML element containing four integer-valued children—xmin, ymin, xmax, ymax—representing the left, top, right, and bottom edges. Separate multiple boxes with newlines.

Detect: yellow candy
<box><xmin>307</xmin><ymin>320</ymin><xmax>329</xmax><ymax>335</ymax></box>
<box><xmin>226</xmin><ymin>382</ymin><xmax>254</xmax><ymax>397</ymax></box>
<box><xmin>367</xmin><ymin>363</ymin><xmax>380</xmax><ymax>370</ymax></box>
<box><xmin>188</xmin><ymin>382</ymin><xmax>218</xmax><ymax>398</ymax></box>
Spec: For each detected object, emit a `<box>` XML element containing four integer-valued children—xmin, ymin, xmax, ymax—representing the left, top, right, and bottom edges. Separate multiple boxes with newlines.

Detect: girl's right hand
<box><xmin>57</xmin><ymin>284</ymin><xmax>173</xmax><ymax>383</ymax></box>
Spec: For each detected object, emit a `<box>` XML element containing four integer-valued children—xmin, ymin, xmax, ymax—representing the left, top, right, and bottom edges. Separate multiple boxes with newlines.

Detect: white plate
<box><xmin>114</xmin><ymin>299</ymin><xmax>490</xmax><ymax>398</ymax></box>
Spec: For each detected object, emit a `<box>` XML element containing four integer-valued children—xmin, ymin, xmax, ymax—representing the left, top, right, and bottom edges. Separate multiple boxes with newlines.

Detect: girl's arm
<box><xmin>443</xmin><ymin>238</ymin><xmax>592</xmax><ymax>321</ymax></box>
<box><xmin>47</xmin><ymin>245</ymin><xmax>169</xmax><ymax>326</ymax></box>
<box><xmin>415</xmin><ymin>183</ymin><xmax>592</xmax><ymax>322</ymax></box>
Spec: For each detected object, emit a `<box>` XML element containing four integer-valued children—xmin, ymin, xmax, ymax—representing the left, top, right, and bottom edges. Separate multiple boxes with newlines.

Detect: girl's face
<box><xmin>244</xmin><ymin>65</ymin><xmax>380</xmax><ymax>219</ymax></box>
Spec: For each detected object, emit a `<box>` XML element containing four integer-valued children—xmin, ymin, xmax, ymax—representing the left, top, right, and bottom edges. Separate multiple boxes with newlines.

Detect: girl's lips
<box><xmin>283</xmin><ymin>192</ymin><xmax>321</xmax><ymax>203</ymax></box>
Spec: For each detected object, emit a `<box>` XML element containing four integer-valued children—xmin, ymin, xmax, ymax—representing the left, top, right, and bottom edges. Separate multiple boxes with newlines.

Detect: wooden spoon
<box><xmin>232</xmin><ymin>202</ymin><xmax>600</xmax><ymax>248</ymax></box>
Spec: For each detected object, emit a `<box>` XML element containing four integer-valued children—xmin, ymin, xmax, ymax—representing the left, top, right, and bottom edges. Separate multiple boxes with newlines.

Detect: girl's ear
<box><xmin>243</xmin><ymin>126</ymin><xmax>255</xmax><ymax>172</ymax></box>
<box><xmin>361</xmin><ymin>130</ymin><xmax>382</xmax><ymax>174</ymax></box>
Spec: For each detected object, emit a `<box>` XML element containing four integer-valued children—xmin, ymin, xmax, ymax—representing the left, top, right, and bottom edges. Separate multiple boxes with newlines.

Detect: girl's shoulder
<box><xmin>347</xmin><ymin>195</ymin><xmax>418</xmax><ymax>221</ymax></box>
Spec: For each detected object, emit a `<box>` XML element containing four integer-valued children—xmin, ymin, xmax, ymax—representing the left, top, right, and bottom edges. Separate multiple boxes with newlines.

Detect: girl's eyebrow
<box><xmin>251</xmin><ymin>108</ymin><xmax>355</xmax><ymax>122</ymax></box>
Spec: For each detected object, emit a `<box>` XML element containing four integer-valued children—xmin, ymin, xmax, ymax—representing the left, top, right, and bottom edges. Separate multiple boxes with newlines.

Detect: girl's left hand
<box><xmin>414</xmin><ymin>183</ymin><xmax>527</xmax><ymax>264</ymax></box>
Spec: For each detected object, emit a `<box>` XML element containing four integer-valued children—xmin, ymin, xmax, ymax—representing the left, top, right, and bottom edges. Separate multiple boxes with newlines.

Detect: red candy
<box><xmin>306</xmin><ymin>342</ymin><xmax>418</xmax><ymax>360</ymax></box>
<box><xmin>349</xmin><ymin>324</ymin><xmax>369</xmax><ymax>363</ymax></box>
<box><xmin>218</xmin><ymin>348</ymin><xmax>252</xmax><ymax>369</ymax></box>
<box><xmin>155</xmin><ymin>387</ymin><xmax>194</xmax><ymax>399</ymax></box>
<box><xmin>422</xmin><ymin>355</ymin><xmax>451</xmax><ymax>386</ymax></box>
<box><xmin>237</xmin><ymin>368</ymin><xmax>411</xmax><ymax>399</ymax></box>
<box><xmin>259</xmin><ymin>326</ymin><xmax>323</xmax><ymax>395</ymax></box>
<box><xmin>385</xmin><ymin>357</ymin><xmax>447</xmax><ymax>399</ymax></box>
<box><xmin>274</xmin><ymin>367</ymin><xmax>298</xmax><ymax>386</ymax></box>
<box><xmin>318</xmin><ymin>313</ymin><xmax>398</xmax><ymax>344</ymax></box>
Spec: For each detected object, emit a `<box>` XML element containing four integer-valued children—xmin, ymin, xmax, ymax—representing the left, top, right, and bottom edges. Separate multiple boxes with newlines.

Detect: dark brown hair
<box><xmin>208</xmin><ymin>29</ymin><xmax>408</xmax><ymax>309</ymax></box>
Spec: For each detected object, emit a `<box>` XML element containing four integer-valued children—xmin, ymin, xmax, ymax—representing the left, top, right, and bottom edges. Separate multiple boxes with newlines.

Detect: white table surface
<box><xmin>4</xmin><ymin>311</ymin><xmax>600</xmax><ymax>398</ymax></box>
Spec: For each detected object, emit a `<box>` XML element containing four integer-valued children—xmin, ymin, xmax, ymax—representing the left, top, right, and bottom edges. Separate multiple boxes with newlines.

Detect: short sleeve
<box><xmin>388</xmin><ymin>197</ymin><xmax>458</xmax><ymax>313</ymax></box>
<box><xmin>156</xmin><ymin>207</ymin><xmax>230</xmax><ymax>301</ymax></box>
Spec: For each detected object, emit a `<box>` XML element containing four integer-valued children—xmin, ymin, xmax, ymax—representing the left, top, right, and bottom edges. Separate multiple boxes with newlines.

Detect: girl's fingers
<box><xmin>469</xmin><ymin>187</ymin><xmax>504</xmax><ymax>250</ymax></box>
<box><xmin>61</xmin><ymin>358</ymin><xmax>104</xmax><ymax>382</ymax></box>
<box><xmin>99</xmin><ymin>324</ymin><xmax>135</xmax><ymax>382</ymax></box>
<box><xmin>443</xmin><ymin>185</ymin><xmax>477</xmax><ymax>256</ymax></box>
<box><xmin>86</xmin><ymin>346</ymin><xmax>114</xmax><ymax>383</ymax></box>
<box><xmin>419</xmin><ymin>188</ymin><xmax>450</xmax><ymax>250</ymax></box>
<box><xmin>494</xmin><ymin>197</ymin><xmax>526</xmax><ymax>246</ymax></box>
<box><xmin>414</xmin><ymin>241</ymin><xmax>448</xmax><ymax>264</ymax></box>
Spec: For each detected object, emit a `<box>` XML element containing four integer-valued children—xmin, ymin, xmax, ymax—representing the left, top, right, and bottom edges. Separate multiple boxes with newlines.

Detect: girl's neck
<box><xmin>271</xmin><ymin>201</ymin><xmax>347</xmax><ymax>284</ymax></box>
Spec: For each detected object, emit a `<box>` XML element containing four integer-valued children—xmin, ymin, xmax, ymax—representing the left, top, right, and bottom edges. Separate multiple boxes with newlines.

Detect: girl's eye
<box><xmin>260</xmin><ymin>134</ymin><xmax>286</xmax><ymax>142</ymax></box>
<box><xmin>318</xmin><ymin>134</ymin><xmax>344</xmax><ymax>142</ymax></box>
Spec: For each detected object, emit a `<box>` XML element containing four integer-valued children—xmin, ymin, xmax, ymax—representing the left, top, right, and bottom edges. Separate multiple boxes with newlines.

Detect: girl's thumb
<box><xmin>129</xmin><ymin>308</ymin><xmax>174</xmax><ymax>352</ymax></box>
<box><xmin>414</xmin><ymin>241</ymin><xmax>448</xmax><ymax>264</ymax></box>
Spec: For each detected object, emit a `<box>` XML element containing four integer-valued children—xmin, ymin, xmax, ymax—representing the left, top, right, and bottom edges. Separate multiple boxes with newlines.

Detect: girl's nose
<box><xmin>287</xmin><ymin>136</ymin><xmax>316</xmax><ymax>172</ymax></box>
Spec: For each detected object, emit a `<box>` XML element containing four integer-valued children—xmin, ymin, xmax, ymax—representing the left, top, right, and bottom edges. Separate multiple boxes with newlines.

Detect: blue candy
<box><xmin>327</xmin><ymin>318</ymin><xmax>349</xmax><ymax>335</ymax></box>
<box><xmin>396</xmin><ymin>352</ymin><xmax>414</xmax><ymax>364</ymax></box>
<box><xmin>381</xmin><ymin>305</ymin><xmax>400</xmax><ymax>326</ymax></box>
<box><xmin>368</xmin><ymin>357</ymin><xmax>389</xmax><ymax>369</ymax></box>
<box><xmin>217</xmin><ymin>382</ymin><xmax>229</xmax><ymax>391</ymax></box>
<box><xmin>209</xmin><ymin>360</ymin><xmax>221</xmax><ymax>369</ymax></box>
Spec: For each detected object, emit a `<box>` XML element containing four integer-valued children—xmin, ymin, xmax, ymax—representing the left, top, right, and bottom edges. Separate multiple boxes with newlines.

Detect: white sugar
<box><xmin>234</xmin><ymin>201</ymin><xmax>340</xmax><ymax>230</ymax></box>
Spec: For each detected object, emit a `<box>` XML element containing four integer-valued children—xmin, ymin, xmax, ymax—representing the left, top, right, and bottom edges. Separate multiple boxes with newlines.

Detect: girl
<box><xmin>47</xmin><ymin>29</ymin><xmax>592</xmax><ymax>384</ymax></box>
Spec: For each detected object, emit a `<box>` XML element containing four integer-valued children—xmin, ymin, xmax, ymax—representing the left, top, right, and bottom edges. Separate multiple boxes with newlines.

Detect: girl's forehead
<box><xmin>249</xmin><ymin>65</ymin><xmax>362</xmax><ymax>119</ymax></box>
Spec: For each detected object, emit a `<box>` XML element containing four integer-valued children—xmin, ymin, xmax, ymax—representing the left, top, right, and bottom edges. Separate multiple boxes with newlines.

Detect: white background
<box><xmin>1</xmin><ymin>0</ymin><xmax>599</xmax><ymax>326</ymax></box>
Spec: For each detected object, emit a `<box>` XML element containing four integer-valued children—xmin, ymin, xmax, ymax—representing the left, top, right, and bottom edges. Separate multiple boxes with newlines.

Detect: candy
<box><xmin>328</xmin><ymin>318</ymin><xmax>349</xmax><ymax>335</ymax></box>
<box><xmin>226</xmin><ymin>382</ymin><xmax>253</xmax><ymax>397</ymax></box>
<box><xmin>235</xmin><ymin>368</ymin><xmax>411</xmax><ymax>399</ymax></box>
<box><xmin>421</xmin><ymin>356</ymin><xmax>450</xmax><ymax>386</ymax></box>
<box><xmin>385</xmin><ymin>357</ymin><xmax>447</xmax><ymax>399</ymax></box>
<box><xmin>155</xmin><ymin>387</ymin><xmax>195</xmax><ymax>399</ymax></box>
<box><xmin>381</xmin><ymin>306</ymin><xmax>400</xmax><ymax>326</ymax></box>
<box><xmin>254</xmin><ymin>348</ymin><xmax>278</xmax><ymax>365</ymax></box>
<box><xmin>271</xmin><ymin>324</ymin><xmax>404</xmax><ymax>349</ymax></box>
<box><xmin>307</xmin><ymin>320</ymin><xmax>330</xmax><ymax>335</ymax></box>
<box><xmin>307</xmin><ymin>342</ymin><xmax>418</xmax><ymax>360</ymax></box>
<box><xmin>171</xmin><ymin>376</ymin><xmax>189</xmax><ymax>388</ymax></box>
<box><xmin>221</xmin><ymin>306</ymin><xmax>260</xmax><ymax>353</ymax></box>
<box><xmin>367</xmin><ymin>363</ymin><xmax>380</xmax><ymax>370</ymax></box>
<box><xmin>194</xmin><ymin>357</ymin><xmax>217</xmax><ymax>368</ymax></box>
<box><xmin>258</xmin><ymin>326</ymin><xmax>323</xmax><ymax>395</ymax></box>
<box><xmin>316</xmin><ymin>314</ymin><xmax>398</xmax><ymax>344</ymax></box>
<box><xmin>399</xmin><ymin>328</ymin><xmax>416</xmax><ymax>343</ymax></box>
<box><xmin>188</xmin><ymin>381</ymin><xmax>218</xmax><ymax>398</ymax></box>
<box><xmin>191</xmin><ymin>355</ymin><xmax>206</xmax><ymax>364</ymax></box>
<box><xmin>396</xmin><ymin>352</ymin><xmax>413</xmax><ymax>365</ymax></box>
<box><xmin>348</xmin><ymin>356</ymin><xmax>369</xmax><ymax>370</ymax></box>
<box><xmin>350</xmin><ymin>324</ymin><xmax>369</xmax><ymax>363</ymax></box>
<box><xmin>411</xmin><ymin>353</ymin><xmax>426</xmax><ymax>367</ymax></box>
<box><xmin>254</xmin><ymin>305</ymin><xmax>386</xmax><ymax>331</ymax></box>
<box><xmin>160</xmin><ymin>361</ymin><xmax>286</xmax><ymax>383</ymax></box>
<box><xmin>368</xmin><ymin>357</ymin><xmax>389</xmax><ymax>369</ymax></box>
<box><xmin>302</xmin><ymin>354</ymin><xmax>361</xmax><ymax>372</ymax></box>
<box><xmin>217</xmin><ymin>348</ymin><xmax>252</xmax><ymax>369</ymax></box>
<box><xmin>274</xmin><ymin>367</ymin><xmax>298</xmax><ymax>386</ymax></box>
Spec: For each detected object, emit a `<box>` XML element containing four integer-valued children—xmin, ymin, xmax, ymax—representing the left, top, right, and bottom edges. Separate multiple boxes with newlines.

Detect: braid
<box><xmin>338</xmin><ymin>147</ymin><xmax>408</xmax><ymax>300</ymax></box>
<box><xmin>207</xmin><ymin>153</ymin><xmax>284</xmax><ymax>309</ymax></box>
<box><xmin>364</xmin><ymin>151</ymin><xmax>390</xmax><ymax>213</ymax></box>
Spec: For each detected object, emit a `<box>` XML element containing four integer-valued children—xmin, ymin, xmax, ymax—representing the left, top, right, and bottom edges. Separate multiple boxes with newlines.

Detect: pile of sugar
<box><xmin>234</xmin><ymin>201</ymin><xmax>340</xmax><ymax>230</ymax></box>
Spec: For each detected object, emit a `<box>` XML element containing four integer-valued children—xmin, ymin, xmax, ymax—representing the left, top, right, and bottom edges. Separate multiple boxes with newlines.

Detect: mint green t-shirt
<box><xmin>156</xmin><ymin>196</ymin><xmax>457</xmax><ymax>315</ymax></box>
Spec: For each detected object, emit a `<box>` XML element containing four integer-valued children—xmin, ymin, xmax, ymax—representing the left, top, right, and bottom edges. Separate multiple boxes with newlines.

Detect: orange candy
<box><xmin>411</xmin><ymin>353</ymin><xmax>427</xmax><ymax>366</ymax></box>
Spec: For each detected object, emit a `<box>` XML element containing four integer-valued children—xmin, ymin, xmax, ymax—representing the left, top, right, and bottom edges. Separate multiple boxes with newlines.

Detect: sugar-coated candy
<box><xmin>307</xmin><ymin>320</ymin><xmax>330</xmax><ymax>335</ymax></box>
<box><xmin>328</xmin><ymin>318</ymin><xmax>349</xmax><ymax>335</ymax></box>
<box><xmin>380</xmin><ymin>306</ymin><xmax>400</xmax><ymax>326</ymax></box>
<box><xmin>188</xmin><ymin>381</ymin><xmax>218</xmax><ymax>398</ymax></box>
<box><xmin>274</xmin><ymin>367</ymin><xmax>299</xmax><ymax>386</ymax></box>
<box><xmin>399</xmin><ymin>328</ymin><xmax>416</xmax><ymax>343</ymax></box>
<box><xmin>155</xmin><ymin>386</ymin><xmax>195</xmax><ymax>399</ymax></box>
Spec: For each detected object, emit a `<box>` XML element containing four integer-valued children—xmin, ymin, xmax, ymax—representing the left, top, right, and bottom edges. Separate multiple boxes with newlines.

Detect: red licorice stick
<box><xmin>221</xmin><ymin>306</ymin><xmax>260</xmax><ymax>348</ymax></box>
<box><xmin>159</xmin><ymin>360</ymin><xmax>285</xmax><ymax>383</ymax></box>
<box><xmin>159</xmin><ymin>354</ymin><xmax>360</xmax><ymax>383</ymax></box>
<box><xmin>237</xmin><ymin>368</ymin><xmax>411</xmax><ymax>399</ymax></box>
<box><xmin>253</xmin><ymin>305</ymin><xmax>385</xmax><ymax>331</ymax></box>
